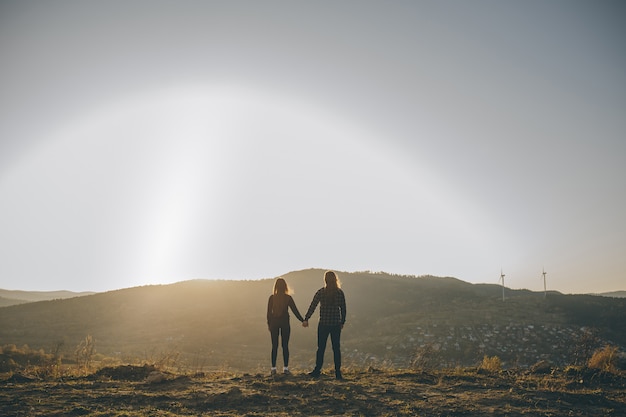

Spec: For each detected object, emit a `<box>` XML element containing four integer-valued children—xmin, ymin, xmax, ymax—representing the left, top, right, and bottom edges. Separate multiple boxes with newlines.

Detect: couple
<box><xmin>266</xmin><ymin>270</ymin><xmax>346</xmax><ymax>380</ymax></box>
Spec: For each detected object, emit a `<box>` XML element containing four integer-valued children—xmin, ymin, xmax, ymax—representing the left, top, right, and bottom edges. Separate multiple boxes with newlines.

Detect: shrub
<box><xmin>570</xmin><ymin>329</ymin><xmax>602</xmax><ymax>365</ymax></box>
<box><xmin>588</xmin><ymin>345</ymin><xmax>619</xmax><ymax>372</ymax></box>
<box><xmin>410</xmin><ymin>343</ymin><xmax>442</xmax><ymax>370</ymax></box>
<box><xmin>480</xmin><ymin>355</ymin><xmax>502</xmax><ymax>373</ymax></box>
<box><xmin>0</xmin><ymin>344</ymin><xmax>54</xmax><ymax>372</ymax></box>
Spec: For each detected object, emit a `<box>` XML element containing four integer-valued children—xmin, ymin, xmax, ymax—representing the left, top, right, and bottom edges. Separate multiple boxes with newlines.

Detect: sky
<box><xmin>0</xmin><ymin>1</ymin><xmax>624</xmax><ymax>294</ymax></box>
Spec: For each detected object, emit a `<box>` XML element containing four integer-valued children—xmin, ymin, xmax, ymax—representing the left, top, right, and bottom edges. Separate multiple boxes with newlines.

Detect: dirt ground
<box><xmin>1</xmin><ymin>365</ymin><xmax>625</xmax><ymax>416</ymax></box>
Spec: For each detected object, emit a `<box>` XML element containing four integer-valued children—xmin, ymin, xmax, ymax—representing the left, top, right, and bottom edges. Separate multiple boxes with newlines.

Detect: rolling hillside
<box><xmin>599</xmin><ymin>290</ymin><xmax>626</xmax><ymax>298</ymax></box>
<box><xmin>1</xmin><ymin>269</ymin><xmax>624</xmax><ymax>371</ymax></box>
<box><xmin>0</xmin><ymin>289</ymin><xmax>95</xmax><ymax>307</ymax></box>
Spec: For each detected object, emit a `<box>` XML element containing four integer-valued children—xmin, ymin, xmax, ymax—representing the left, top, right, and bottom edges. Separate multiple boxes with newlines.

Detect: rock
<box><xmin>530</xmin><ymin>360</ymin><xmax>552</xmax><ymax>374</ymax></box>
<box><xmin>146</xmin><ymin>371</ymin><xmax>167</xmax><ymax>384</ymax></box>
<box><xmin>7</xmin><ymin>373</ymin><xmax>37</xmax><ymax>383</ymax></box>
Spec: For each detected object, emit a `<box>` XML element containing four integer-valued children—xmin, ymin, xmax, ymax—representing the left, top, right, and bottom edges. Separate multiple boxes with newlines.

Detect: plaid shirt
<box><xmin>305</xmin><ymin>287</ymin><xmax>346</xmax><ymax>326</ymax></box>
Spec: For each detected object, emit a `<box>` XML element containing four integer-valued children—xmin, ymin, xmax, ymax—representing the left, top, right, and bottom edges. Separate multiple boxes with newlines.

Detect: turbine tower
<box><xmin>542</xmin><ymin>268</ymin><xmax>547</xmax><ymax>298</ymax></box>
<box><xmin>499</xmin><ymin>269</ymin><xmax>506</xmax><ymax>302</ymax></box>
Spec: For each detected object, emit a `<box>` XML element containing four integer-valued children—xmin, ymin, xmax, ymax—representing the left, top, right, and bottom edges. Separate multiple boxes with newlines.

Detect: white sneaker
<box><xmin>271</xmin><ymin>368</ymin><xmax>277</xmax><ymax>375</ymax></box>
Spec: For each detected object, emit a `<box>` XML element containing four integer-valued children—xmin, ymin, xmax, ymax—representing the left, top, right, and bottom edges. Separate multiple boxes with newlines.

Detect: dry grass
<box><xmin>479</xmin><ymin>355</ymin><xmax>502</xmax><ymax>373</ymax></box>
<box><xmin>1</xmin><ymin>365</ymin><xmax>624</xmax><ymax>416</ymax></box>
<box><xmin>588</xmin><ymin>345</ymin><xmax>619</xmax><ymax>372</ymax></box>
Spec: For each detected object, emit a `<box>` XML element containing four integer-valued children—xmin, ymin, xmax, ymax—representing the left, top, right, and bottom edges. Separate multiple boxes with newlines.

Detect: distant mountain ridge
<box><xmin>0</xmin><ymin>289</ymin><xmax>96</xmax><ymax>307</ymax></box>
<box><xmin>598</xmin><ymin>290</ymin><xmax>626</xmax><ymax>298</ymax></box>
<box><xmin>1</xmin><ymin>269</ymin><xmax>624</xmax><ymax>371</ymax></box>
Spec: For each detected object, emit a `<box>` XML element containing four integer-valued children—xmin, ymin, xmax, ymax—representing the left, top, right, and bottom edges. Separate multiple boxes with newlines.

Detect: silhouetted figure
<box><xmin>267</xmin><ymin>278</ymin><xmax>304</xmax><ymax>375</ymax></box>
<box><xmin>303</xmin><ymin>270</ymin><xmax>347</xmax><ymax>380</ymax></box>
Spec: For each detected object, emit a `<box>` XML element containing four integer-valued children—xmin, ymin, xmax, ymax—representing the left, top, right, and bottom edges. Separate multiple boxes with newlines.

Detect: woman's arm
<box><xmin>267</xmin><ymin>295</ymin><xmax>273</xmax><ymax>327</ymax></box>
<box><xmin>288</xmin><ymin>296</ymin><xmax>305</xmax><ymax>322</ymax></box>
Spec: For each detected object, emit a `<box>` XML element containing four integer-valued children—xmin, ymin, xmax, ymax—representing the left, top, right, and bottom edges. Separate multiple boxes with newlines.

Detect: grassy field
<box><xmin>2</xmin><ymin>365</ymin><xmax>625</xmax><ymax>416</ymax></box>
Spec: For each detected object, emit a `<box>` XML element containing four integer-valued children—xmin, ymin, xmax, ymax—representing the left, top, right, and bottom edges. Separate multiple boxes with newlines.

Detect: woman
<box><xmin>303</xmin><ymin>270</ymin><xmax>347</xmax><ymax>380</ymax></box>
<box><xmin>267</xmin><ymin>277</ymin><xmax>304</xmax><ymax>375</ymax></box>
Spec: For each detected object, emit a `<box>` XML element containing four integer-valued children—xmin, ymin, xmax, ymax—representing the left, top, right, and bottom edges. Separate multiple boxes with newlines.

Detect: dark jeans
<box><xmin>314</xmin><ymin>324</ymin><xmax>342</xmax><ymax>372</ymax></box>
<box><xmin>269</xmin><ymin>321</ymin><xmax>291</xmax><ymax>367</ymax></box>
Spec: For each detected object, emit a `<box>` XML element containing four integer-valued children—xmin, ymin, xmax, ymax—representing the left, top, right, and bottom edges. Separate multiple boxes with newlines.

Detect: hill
<box><xmin>1</xmin><ymin>269</ymin><xmax>625</xmax><ymax>371</ymax></box>
<box><xmin>0</xmin><ymin>289</ymin><xmax>95</xmax><ymax>307</ymax></box>
<box><xmin>599</xmin><ymin>290</ymin><xmax>626</xmax><ymax>298</ymax></box>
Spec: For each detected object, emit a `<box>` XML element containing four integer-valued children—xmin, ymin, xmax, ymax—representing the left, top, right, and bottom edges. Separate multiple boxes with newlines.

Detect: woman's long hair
<box><xmin>271</xmin><ymin>278</ymin><xmax>290</xmax><ymax>317</ymax></box>
<box><xmin>273</xmin><ymin>277</ymin><xmax>290</xmax><ymax>295</ymax></box>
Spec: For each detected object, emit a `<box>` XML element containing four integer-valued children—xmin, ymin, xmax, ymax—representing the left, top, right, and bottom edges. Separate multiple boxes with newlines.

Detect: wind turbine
<box><xmin>542</xmin><ymin>268</ymin><xmax>547</xmax><ymax>298</ymax></box>
<box><xmin>499</xmin><ymin>269</ymin><xmax>506</xmax><ymax>302</ymax></box>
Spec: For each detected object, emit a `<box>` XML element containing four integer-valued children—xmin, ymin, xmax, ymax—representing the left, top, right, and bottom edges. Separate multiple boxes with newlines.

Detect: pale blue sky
<box><xmin>1</xmin><ymin>1</ymin><xmax>624</xmax><ymax>293</ymax></box>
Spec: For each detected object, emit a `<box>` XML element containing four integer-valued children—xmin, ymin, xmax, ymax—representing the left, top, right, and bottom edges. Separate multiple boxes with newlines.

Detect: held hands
<box><xmin>302</xmin><ymin>320</ymin><xmax>309</xmax><ymax>328</ymax></box>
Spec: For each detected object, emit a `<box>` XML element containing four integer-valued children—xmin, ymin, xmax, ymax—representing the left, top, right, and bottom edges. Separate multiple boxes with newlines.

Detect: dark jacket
<box><xmin>267</xmin><ymin>294</ymin><xmax>304</xmax><ymax>326</ymax></box>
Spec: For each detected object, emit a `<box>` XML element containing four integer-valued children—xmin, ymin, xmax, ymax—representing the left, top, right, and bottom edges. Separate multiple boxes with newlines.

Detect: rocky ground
<box><xmin>1</xmin><ymin>365</ymin><xmax>625</xmax><ymax>416</ymax></box>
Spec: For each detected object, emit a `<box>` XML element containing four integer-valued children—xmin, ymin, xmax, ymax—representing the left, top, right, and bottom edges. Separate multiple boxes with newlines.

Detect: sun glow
<box><xmin>0</xmin><ymin>83</ymin><xmax>502</xmax><ymax>290</ymax></box>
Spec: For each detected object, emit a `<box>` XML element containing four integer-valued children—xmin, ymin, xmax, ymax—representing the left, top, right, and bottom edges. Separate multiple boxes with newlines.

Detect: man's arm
<box><xmin>339</xmin><ymin>290</ymin><xmax>346</xmax><ymax>326</ymax></box>
<box><xmin>304</xmin><ymin>289</ymin><xmax>322</xmax><ymax>321</ymax></box>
